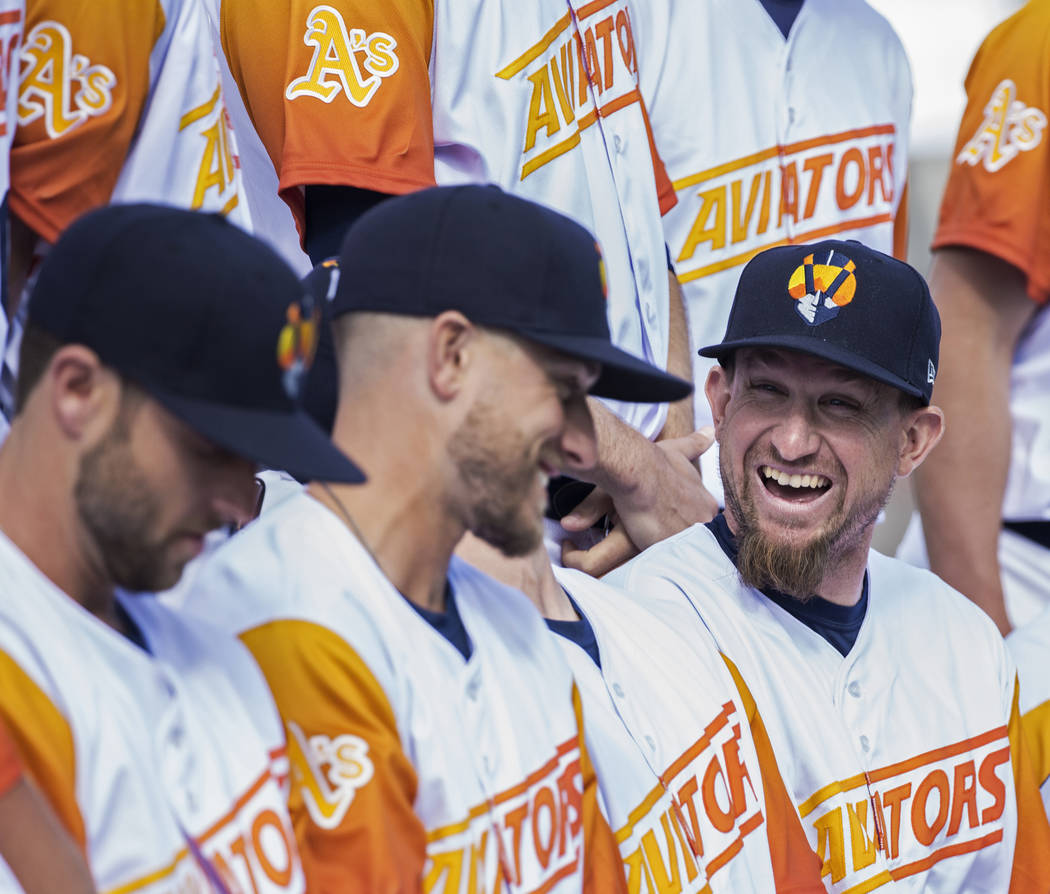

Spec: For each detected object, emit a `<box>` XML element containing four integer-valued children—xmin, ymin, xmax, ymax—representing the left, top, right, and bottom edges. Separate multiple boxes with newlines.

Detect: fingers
<box><xmin>664</xmin><ymin>425</ymin><xmax>715</xmax><ymax>463</ymax></box>
<box><xmin>561</xmin><ymin>525</ymin><xmax>638</xmax><ymax>577</ymax></box>
<box><xmin>560</xmin><ymin>488</ymin><xmax>614</xmax><ymax>532</ymax></box>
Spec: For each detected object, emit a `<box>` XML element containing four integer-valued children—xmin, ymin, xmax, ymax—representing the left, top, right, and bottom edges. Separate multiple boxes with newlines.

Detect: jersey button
<box><xmin>612</xmin><ymin>682</ymin><xmax>625</xmax><ymax>698</ymax></box>
<box><xmin>644</xmin><ymin>735</ymin><xmax>656</xmax><ymax>752</ymax></box>
<box><xmin>860</xmin><ymin>735</ymin><xmax>870</xmax><ymax>752</ymax></box>
<box><xmin>848</xmin><ymin>681</ymin><xmax>861</xmax><ymax>698</ymax></box>
<box><xmin>613</xmin><ymin>134</ymin><xmax>624</xmax><ymax>154</ymax></box>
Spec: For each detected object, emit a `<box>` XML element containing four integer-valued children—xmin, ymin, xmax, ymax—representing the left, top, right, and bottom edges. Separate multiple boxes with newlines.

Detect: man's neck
<box><xmin>454</xmin><ymin>533</ymin><xmax>577</xmax><ymax>620</ymax></box>
<box><xmin>0</xmin><ymin>428</ymin><xmax>122</xmax><ymax>628</ymax></box>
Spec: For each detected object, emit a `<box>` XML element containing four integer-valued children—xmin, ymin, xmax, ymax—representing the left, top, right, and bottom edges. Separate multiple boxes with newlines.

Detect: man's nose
<box><xmin>769</xmin><ymin>404</ymin><xmax>821</xmax><ymax>462</ymax></box>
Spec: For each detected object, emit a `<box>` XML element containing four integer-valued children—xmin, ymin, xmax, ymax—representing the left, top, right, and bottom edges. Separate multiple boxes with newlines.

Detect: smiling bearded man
<box><xmin>608</xmin><ymin>240</ymin><xmax>1050</xmax><ymax>892</ymax></box>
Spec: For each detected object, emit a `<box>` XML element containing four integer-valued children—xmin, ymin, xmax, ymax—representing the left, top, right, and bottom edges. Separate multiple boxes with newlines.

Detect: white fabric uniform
<box><xmin>609</xmin><ymin>524</ymin><xmax>1043</xmax><ymax>893</ymax></box>
<box><xmin>551</xmin><ymin>567</ymin><xmax>822</xmax><ymax>892</ymax></box>
<box><xmin>631</xmin><ymin>0</ymin><xmax>910</xmax><ymax>502</ymax></box>
<box><xmin>1006</xmin><ymin>606</ymin><xmax>1050</xmax><ymax>813</ymax></box>
<box><xmin>180</xmin><ymin>491</ymin><xmax>619</xmax><ymax>892</ymax></box>
<box><xmin>429</xmin><ymin>0</ymin><xmax>671</xmax><ymax>438</ymax></box>
<box><xmin>0</xmin><ymin>532</ymin><xmax>304</xmax><ymax>894</ymax></box>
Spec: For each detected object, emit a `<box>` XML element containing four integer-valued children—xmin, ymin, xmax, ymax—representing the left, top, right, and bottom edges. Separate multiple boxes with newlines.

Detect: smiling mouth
<box><xmin>760</xmin><ymin>465</ymin><xmax>831</xmax><ymax>501</ymax></box>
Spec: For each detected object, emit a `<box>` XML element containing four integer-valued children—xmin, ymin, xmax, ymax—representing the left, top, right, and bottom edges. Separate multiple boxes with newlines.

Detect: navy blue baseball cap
<box><xmin>700</xmin><ymin>239</ymin><xmax>940</xmax><ymax>404</ymax></box>
<box><xmin>27</xmin><ymin>204</ymin><xmax>365</xmax><ymax>483</ymax></box>
<box><xmin>328</xmin><ymin>185</ymin><xmax>692</xmax><ymax>404</ymax></box>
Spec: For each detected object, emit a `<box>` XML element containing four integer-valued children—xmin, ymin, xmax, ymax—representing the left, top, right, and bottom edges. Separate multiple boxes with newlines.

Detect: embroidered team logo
<box><xmin>286</xmin><ymin>5</ymin><xmax>399</xmax><ymax>106</ymax></box>
<box><xmin>787</xmin><ymin>250</ymin><xmax>857</xmax><ymax>326</ymax></box>
<box><xmin>276</xmin><ymin>294</ymin><xmax>322</xmax><ymax>399</ymax></box>
<box><xmin>18</xmin><ymin>21</ymin><xmax>116</xmax><ymax>138</ymax></box>
<box><xmin>286</xmin><ymin>722</ymin><xmax>374</xmax><ymax>830</ymax></box>
<box><xmin>956</xmin><ymin>79</ymin><xmax>1047</xmax><ymax>173</ymax></box>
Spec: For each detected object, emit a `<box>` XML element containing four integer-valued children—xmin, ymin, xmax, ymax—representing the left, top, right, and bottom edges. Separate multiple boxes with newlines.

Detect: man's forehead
<box><xmin>524</xmin><ymin>340</ymin><xmax>601</xmax><ymax>390</ymax></box>
<box><xmin>737</xmin><ymin>347</ymin><xmax>876</xmax><ymax>387</ymax></box>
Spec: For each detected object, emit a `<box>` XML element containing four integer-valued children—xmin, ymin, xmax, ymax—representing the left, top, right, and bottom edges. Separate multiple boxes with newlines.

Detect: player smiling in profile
<box><xmin>181</xmin><ymin>184</ymin><xmax>692</xmax><ymax>893</ymax></box>
<box><xmin>610</xmin><ymin>240</ymin><xmax>1050</xmax><ymax>892</ymax></box>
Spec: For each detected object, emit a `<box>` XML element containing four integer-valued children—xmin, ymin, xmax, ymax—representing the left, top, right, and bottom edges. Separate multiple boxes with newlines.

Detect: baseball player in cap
<box><xmin>0</xmin><ymin>204</ymin><xmax>362</xmax><ymax>893</ymax></box>
<box><xmin>181</xmin><ymin>184</ymin><xmax>690</xmax><ymax>892</ymax></box>
<box><xmin>608</xmin><ymin>240</ymin><xmax>1050</xmax><ymax>891</ymax></box>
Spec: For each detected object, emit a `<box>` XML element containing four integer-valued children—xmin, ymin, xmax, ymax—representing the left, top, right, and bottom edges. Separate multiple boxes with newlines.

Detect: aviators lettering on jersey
<box><xmin>787</xmin><ymin>249</ymin><xmax>857</xmax><ymax>327</ymax></box>
<box><xmin>496</xmin><ymin>0</ymin><xmax>641</xmax><ymax>181</ymax></box>
<box><xmin>672</xmin><ymin>125</ymin><xmax>897</xmax><ymax>284</ymax></box>
<box><xmin>286</xmin><ymin>5</ymin><xmax>400</xmax><ymax>107</ymax></box>
<box><xmin>956</xmin><ymin>78</ymin><xmax>1047</xmax><ymax>174</ymax></box>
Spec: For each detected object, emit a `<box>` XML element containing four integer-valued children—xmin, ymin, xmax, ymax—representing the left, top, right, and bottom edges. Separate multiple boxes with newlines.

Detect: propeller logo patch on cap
<box><xmin>595</xmin><ymin>241</ymin><xmax>608</xmax><ymax>300</ymax></box>
<box><xmin>787</xmin><ymin>249</ymin><xmax>857</xmax><ymax>326</ymax></box>
<box><xmin>277</xmin><ymin>293</ymin><xmax>322</xmax><ymax>399</ymax></box>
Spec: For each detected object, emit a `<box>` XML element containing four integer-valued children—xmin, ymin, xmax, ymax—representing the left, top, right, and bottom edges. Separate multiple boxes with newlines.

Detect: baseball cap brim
<box><xmin>699</xmin><ymin>334</ymin><xmax>927</xmax><ymax>402</ymax></box>
<box><xmin>150</xmin><ymin>389</ymin><xmax>366</xmax><ymax>483</ymax></box>
<box><xmin>520</xmin><ymin>329</ymin><xmax>693</xmax><ymax>403</ymax></box>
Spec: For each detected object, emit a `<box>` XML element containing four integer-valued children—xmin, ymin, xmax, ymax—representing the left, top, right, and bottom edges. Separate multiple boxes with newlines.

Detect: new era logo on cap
<box><xmin>928</xmin><ymin>358</ymin><xmax>937</xmax><ymax>385</ymax></box>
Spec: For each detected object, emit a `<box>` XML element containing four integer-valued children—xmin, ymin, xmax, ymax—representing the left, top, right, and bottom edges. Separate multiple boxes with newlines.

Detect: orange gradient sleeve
<box><xmin>0</xmin><ymin>649</ymin><xmax>85</xmax><ymax>850</ymax></box>
<box><xmin>0</xmin><ymin>718</ymin><xmax>20</xmax><ymax>796</ymax></box>
<box><xmin>723</xmin><ymin>656</ymin><xmax>825</xmax><ymax>893</ymax></box>
<box><xmin>933</xmin><ymin>3</ymin><xmax>1050</xmax><ymax>304</ymax></box>
<box><xmin>1006</xmin><ymin>677</ymin><xmax>1050</xmax><ymax>892</ymax></box>
<box><xmin>638</xmin><ymin>96</ymin><xmax>676</xmax><ymax>216</ymax></box>
<box><xmin>220</xmin><ymin>0</ymin><xmax>436</xmax><ymax>232</ymax></box>
<box><xmin>9</xmin><ymin>0</ymin><xmax>162</xmax><ymax>243</ymax></box>
<box><xmin>572</xmin><ymin>684</ymin><xmax>629</xmax><ymax>893</ymax></box>
<box><xmin>240</xmin><ymin>620</ymin><xmax>427</xmax><ymax>894</ymax></box>
<box><xmin>1020</xmin><ymin>699</ymin><xmax>1050</xmax><ymax>791</ymax></box>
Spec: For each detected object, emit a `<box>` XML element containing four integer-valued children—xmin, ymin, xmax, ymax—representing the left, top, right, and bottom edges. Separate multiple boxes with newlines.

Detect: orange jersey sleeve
<box><xmin>1020</xmin><ymin>698</ymin><xmax>1050</xmax><ymax>792</ymax></box>
<box><xmin>723</xmin><ymin>656</ymin><xmax>825</xmax><ymax>893</ymax></box>
<box><xmin>239</xmin><ymin>620</ymin><xmax>427</xmax><ymax>894</ymax></box>
<box><xmin>571</xmin><ymin>684</ymin><xmax>629</xmax><ymax>894</ymax></box>
<box><xmin>9</xmin><ymin>0</ymin><xmax>161</xmax><ymax>243</ymax></box>
<box><xmin>638</xmin><ymin>96</ymin><xmax>676</xmax><ymax>217</ymax></box>
<box><xmin>0</xmin><ymin>648</ymin><xmax>85</xmax><ymax>850</ymax></box>
<box><xmin>220</xmin><ymin>0</ymin><xmax>437</xmax><ymax>231</ymax></box>
<box><xmin>934</xmin><ymin>0</ymin><xmax>1050</xmax><ymax>304</ymax></box>
<box><xmin>0</xmin><ymin>717</ymin><xmax>20</xmax><ymax>797</ymax></box>
<box><xmin>1006</xmin><ymin>677</ymin><xmax>1050</xmax><ymax>892</ymax></box>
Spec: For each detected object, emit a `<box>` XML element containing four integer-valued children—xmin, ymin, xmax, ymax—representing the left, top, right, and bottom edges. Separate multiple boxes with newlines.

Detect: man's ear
<box><xmin>704</xmin><ymin>363</ymin><xmax>733</xmax><ymax>433</ymax></box>
<box><xmin>427</xmin><ymin>310</ymin><xmax>477</xmax><ymax>402</ymax></box>
<box><xmin>47</xmin><ymin>346</ymin><xmax>119</xmax><ymax>440</ymax></box>
<box><xmin>896</xmin><ymin>404</ymin><xmax>945</xmax><ymax>478</ymax></box>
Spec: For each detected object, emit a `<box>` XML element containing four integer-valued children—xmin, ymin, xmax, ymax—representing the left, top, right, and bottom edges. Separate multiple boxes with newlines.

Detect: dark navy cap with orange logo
<box><xmin>27</xmin><ymin>203</ymin><xmax>364</xmax><ymax>483</ymax></box>
<box><xmin>699</xmin><ymin>239</ymin><xmax>940</xmax><ymax>404</ymax></box>
<box><xmin>328</xmin><ymin>184</ymin><xmax>692</xmax><ymax>404</ymax></box>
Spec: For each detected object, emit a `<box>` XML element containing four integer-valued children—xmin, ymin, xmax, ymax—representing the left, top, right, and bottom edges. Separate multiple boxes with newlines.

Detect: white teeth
<box><xmin>761</xmin><ymin>466</ymin><xmax>829</xmax><ymax>490</ymax></box>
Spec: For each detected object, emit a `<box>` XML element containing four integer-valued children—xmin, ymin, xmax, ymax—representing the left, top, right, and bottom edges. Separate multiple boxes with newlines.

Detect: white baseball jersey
<box><xmin>631</xmin><ymin>0</ymin><xmax>910</xmax><ymax>501</ymax></box>
<box><xmin>551</xmin><ymin>566</ymin><xmax>824</xmax><ymax>892</ymax></box>
<box><xmin>1006</xmin><ymin>606</ymin><xmax>1050</xmax><ymax>815</ymax></box>
<box><xmin>609</xmin><ymin>524</ymin><xmax>1050</xmax><ymax>892</ymax></box>
<box><xmin>220</xmin><ymin>0</ymin><xmax>677</xmax><ymax>438</ymax></box>
<box><xmin>10</xmin><ymin>0</ymin><xmax>250</xmax><ymax>246</ymax></box>
<box><xmin>0</xmin><ymin>531</ymin><xmax>305</xmax><ymax>894</ymax></box>
<box><xmin>179</xmin><ymin>491</ymin><xmax>627</xmax><ymax>893</ymax></box>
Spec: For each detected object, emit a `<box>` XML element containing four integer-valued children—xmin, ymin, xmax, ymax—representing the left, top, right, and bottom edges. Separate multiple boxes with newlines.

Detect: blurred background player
<box><xmin>897</xmin><ymin>0</ymin><xmax>1049</xmax><ymax>636</ymax></box>
<box><xmin>630</xmin><ymin>0</ymin><xmax>911</xmax><ymax>509</ymax></box>
<box><xmin>181</xmin><ymin>186</ymin><xmax>690</xmax><ymax>892</ymax></box>
<box><xmin>1</xmin><ymin>0</ymin><xmax>252</xmax><ymax>430</ymax></box>
<box><xmin>214</xmin><ymin>0</ymin><xmax>716</xmax><ymax>575</ymax></box>
<box><xmin>611</xmin><ymin>241</ymin><xmax>1050</xmax><ymax>891</ymax></box>
<box><xmin>0</xmin><ymin>204</ymin><xmax>361</xmax><ymax>893</ymax></box>
<box><xmin>0</xmin><ymin>0</ymin><xmax>21</xmax><ymax>442</ymax></box>
<box><xmin>0</xmin><ymin>716</ymin><xmax>95</xmax><ymax>894</ymax></box>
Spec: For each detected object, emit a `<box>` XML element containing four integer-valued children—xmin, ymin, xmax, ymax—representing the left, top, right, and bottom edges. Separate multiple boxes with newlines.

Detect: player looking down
<box><xmin>0</xmin><ymin>204</ymin><xmax>362</xmax><ymax>893</ymax></box>
<box><xmin>182</xmin><ymin>184</ymin><xmax>691</xmax><ymax>892</ymax></box>
<box><xmin>610</xmin><ymin>240</ymin><xmax>1050</xmax><ymax>891</ymax></box>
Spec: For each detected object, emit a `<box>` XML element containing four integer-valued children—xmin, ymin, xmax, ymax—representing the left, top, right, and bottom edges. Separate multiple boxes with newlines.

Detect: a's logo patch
<box><xmin>18</xmin><ymin>21</ymin><xmax>117</xmax><ymax>138</ymax></box>
<box><xmin>286</xmin><ymin>5</ymin><xmax>399</xmax><ymax>106</ymax></box>
<box><xmin>787</xmin><ymin>249</ymin><xmax>857</xmax><ymax>326</ymax></box>
<box><xmin>286</xmin><ymin>722</ymin><xmax>374</xmax><ymax>830</ymax></box>
<box><xmin>956</xmin><ymin>79</ymin><xmax>1046</xmax><ymax>173</ymax></box>
<box><xmin>276</xmin><ymin>294</ymin><xmax>322</xmax><ymax>399</ymax></box>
